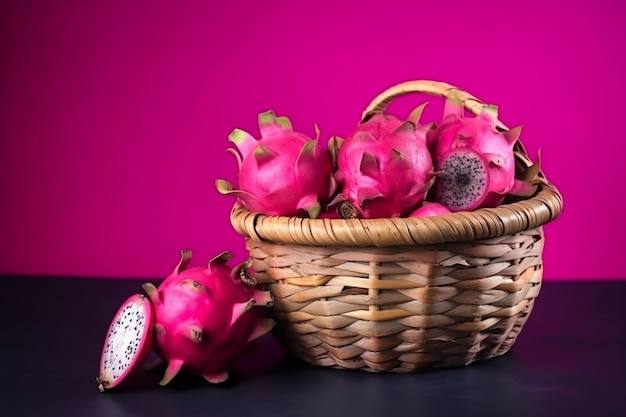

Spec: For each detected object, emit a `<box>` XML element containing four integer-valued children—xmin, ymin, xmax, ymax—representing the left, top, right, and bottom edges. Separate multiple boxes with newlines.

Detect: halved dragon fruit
<box><xmin>96</xmin><ymin>293</ymin><xmax>155</xmax><ymax>392</ymax></box>
<box><xmin>427</xmin><ymin>99</ymin><xmax>535</xmax><ymax>212</ymax></box>
<box><xmin>216</xmin><ymin>110</ymin><xmax>334</xmax><ymax>218</ymax></box>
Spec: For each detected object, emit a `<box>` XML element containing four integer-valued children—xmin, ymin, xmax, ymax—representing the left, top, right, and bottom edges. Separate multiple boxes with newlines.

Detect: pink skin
<box><xmin>331</xmin><ymin>113</ymin><xmax>436</xmax><ymax>218</ymax></box>
<box><xmin>427</xmin><ymin>100</ymin><xmax>522</xmax><ymax>211</ymax></box>
<box><xmin>409</xmin><ymin>201</ymin><xmax>452</xmax><ymax>217</ymax></box>
<box><xmin>143</xmin><ymin>251</ymin><xmax>274</xmax><ymax>386</ymax></box>
<box><xmin>216</xmin><ymin>111</ymin><xmax>333</xmax><ymax>218</ymax></box>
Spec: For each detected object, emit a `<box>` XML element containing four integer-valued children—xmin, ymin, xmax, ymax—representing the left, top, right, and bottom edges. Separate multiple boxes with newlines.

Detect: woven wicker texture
<box><xmin>229</xmin><ymin>80</ymin><xmax>563</xmax><ymax>372</ymax></box>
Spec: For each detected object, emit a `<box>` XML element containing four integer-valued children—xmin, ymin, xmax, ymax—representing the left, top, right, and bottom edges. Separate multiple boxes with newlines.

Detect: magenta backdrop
<box><xmin>0</xmin><ymin>0</ymin><xmax>624</xmax><ymax>280</ymax></box>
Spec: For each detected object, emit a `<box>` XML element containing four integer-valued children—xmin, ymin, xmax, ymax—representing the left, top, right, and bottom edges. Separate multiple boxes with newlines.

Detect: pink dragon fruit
<box><xmin>96</xmin><ymin>293</ymin><xmax>155</xmax><ymax>392</ymax></box>
<box><xmin>216</xmin><ymin>110</ymin><xmax>334</xmax><ymax>218</ymax></box>
<box><xmin>142</xmin><ymin>250</ymin><xmax>274</xmax><ymax>386</ymax></box>
<box><xmin>409</xmin><ymin>201</ymin><xmax>452</xmax><ymax>217</ymax></box>
<box><xmin>427</xmin><ymin>99</ymin><xmax>533</xmax><ymax>212</ymax></box>
<box><xmin>329</xmin><ymin>106</ymin><xmax>436</xmax><ymax>219</ymax></box>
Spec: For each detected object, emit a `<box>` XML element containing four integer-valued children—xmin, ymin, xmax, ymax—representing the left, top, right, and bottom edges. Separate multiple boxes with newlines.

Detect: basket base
<box><xmin>249</xmin><ymin>228</ymin><xmax>545</xmax><ymax>373</ymax></box>
<box><xmin>271</xmin><ymin>298</ymin><xmax>536</xmax><ymax>373</ymax></box>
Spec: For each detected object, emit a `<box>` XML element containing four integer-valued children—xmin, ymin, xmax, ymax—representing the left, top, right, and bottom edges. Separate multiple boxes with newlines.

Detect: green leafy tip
<box><xmin>408</xmin><ymin>102</ymin><xmax>428</xmax><ymax>125</ymax></box>
<box><xmin>276</xmin><ymin>116</ymin><xmax>293</xmax><ymax>131</ymax></box>
<box><xmin>215</xmin><ymin>179</ymin><xmax>235</xmax><ymax>195</ymax></box>
<box><xmin>258</xmin><ymin>110</ymin><xmax>278</xmax><ymax>127</ymax></box>
<box><xmin>228</xmin><ymin>128</ymin><xmax>250</xmax><ymax>145</ymax></box>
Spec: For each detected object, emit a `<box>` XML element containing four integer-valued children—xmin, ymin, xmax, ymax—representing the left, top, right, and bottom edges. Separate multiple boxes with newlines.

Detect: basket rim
<box><xmin>229</xmin><ymin>180</ymin><xmax>562</xmax><ymax>247</ymax></box>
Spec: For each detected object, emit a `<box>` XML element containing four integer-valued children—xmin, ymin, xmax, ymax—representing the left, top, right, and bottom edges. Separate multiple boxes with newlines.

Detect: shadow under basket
<box><xmin>229</xmin><ymin>80</ymin><xmax>564</xmax><ymax>373</ymax></box>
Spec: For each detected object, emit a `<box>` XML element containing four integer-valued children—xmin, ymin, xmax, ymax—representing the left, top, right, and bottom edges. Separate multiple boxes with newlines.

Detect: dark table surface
<box><xmin>0</xmin><ymin>276</ymin><xmax>623</xmax><ymax>417</ymax></box>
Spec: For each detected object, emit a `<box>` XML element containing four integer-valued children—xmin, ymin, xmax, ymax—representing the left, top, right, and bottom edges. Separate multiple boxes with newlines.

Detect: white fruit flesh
<box><xmin>97</xmin><ymin>294</ymin><xmax>153</xmax><ymax>392</ymax></box>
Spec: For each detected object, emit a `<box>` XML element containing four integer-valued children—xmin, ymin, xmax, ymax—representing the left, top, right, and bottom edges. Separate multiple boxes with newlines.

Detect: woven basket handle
<box><xmin>360</xmin><ymin>79</ymin><xmax>535</xmax><ymax>166</ymax></box>
<box><xmin>361</xmin><ymin>80</ymin><xmax>502</xmax><ymax>126</ymax></box>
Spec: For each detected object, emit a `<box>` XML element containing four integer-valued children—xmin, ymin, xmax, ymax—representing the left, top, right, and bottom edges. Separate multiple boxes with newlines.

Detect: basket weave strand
<box><xmin>229</xmin><ymin>80</ymin><xmax>563</xmax><ymax>372</ymax></box>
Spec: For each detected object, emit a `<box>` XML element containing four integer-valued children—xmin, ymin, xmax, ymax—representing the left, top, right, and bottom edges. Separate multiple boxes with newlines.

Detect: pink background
<box><xmin>1</xmin><ymin>0</ymin><xmax>623</xmax><ymax>280</ymax></box>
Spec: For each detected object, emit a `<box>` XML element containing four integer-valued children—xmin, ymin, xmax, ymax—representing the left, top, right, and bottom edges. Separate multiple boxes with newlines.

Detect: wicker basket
<box><xmin>229</xmin><ymin>80</ymin><xmax>563</xmax><ymax>373</ymax></box>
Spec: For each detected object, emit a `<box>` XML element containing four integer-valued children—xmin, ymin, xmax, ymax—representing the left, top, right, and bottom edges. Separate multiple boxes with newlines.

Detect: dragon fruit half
<box><xmin>427</xmin><ymin>99</ymin><xmax>534</xmax><ymax>212</ymax></box>
<box><xmin>142</xmin><ymin>250</ymin><xmax>274</xmax><ymax>386</ymax></box>
<box><xmin>329</xmin><ymin>104</ymin><xmax>436</xmax><ymax>218</ymax></box>
<box><xmin>216</xmin><ymin>110</ymin><xmax>334</xmax><ymax>218</ymax></box>
<box><xmin>96</xmin><ymin>293</ymin><xmax>155</xmax><ymax>392</ymax></box>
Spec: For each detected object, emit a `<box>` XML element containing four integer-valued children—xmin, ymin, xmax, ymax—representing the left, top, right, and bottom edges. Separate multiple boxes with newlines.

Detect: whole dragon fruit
<box><xmin>329</xmin><ymin>105</ymin><xmax>436</xmax><ymax>218</ymax></box>
<box><xmin>142</xmin><ymin>250</ymin><xmax>274</xmax><ymax>386</ymax></box>
<box><xmin>216</xmin><ymin>110</ymin><xmax>334</xmax><ymax>218</ymax></box>
<box><xmin>427</xmin><ymin>99</ymin><xmax>533</xmax><ymax>212</ymax></box>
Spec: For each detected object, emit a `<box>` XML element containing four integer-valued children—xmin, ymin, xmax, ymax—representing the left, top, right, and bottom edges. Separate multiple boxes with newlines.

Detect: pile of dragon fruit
<box><xmin>216</xmin><ymin>99</ymin><xmax>541</xmax><ymax>219</ymax></box>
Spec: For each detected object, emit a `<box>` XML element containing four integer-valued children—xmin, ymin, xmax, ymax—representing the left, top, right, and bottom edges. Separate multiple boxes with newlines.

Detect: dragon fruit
<box><xmin>142</xmin><ymin>250</ymin><xmax>274</xmax><ymax>386</ymax></box>
<box><xmin>329</xmin><ymin>105</ymin><xmax>436</xmax><ymax>218</ymax></box>
<box><xmin>96</xmin><ymin>293</ymin><xmax>155</xmax><ymax>392</ymax></box>
<box><xmin>409</xmin><ymin>201</ymin><xmax>452</xmax><ymax>217</ymax></box>
<box><xmin>427</xmin><ymin>99</ymin><xmax>533</xmax><ymax>212</ymax></box>
<box><xmin>216</xmin><ymin>110</ymin><xmax>334</xmax><ymax>218</ymax></box>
